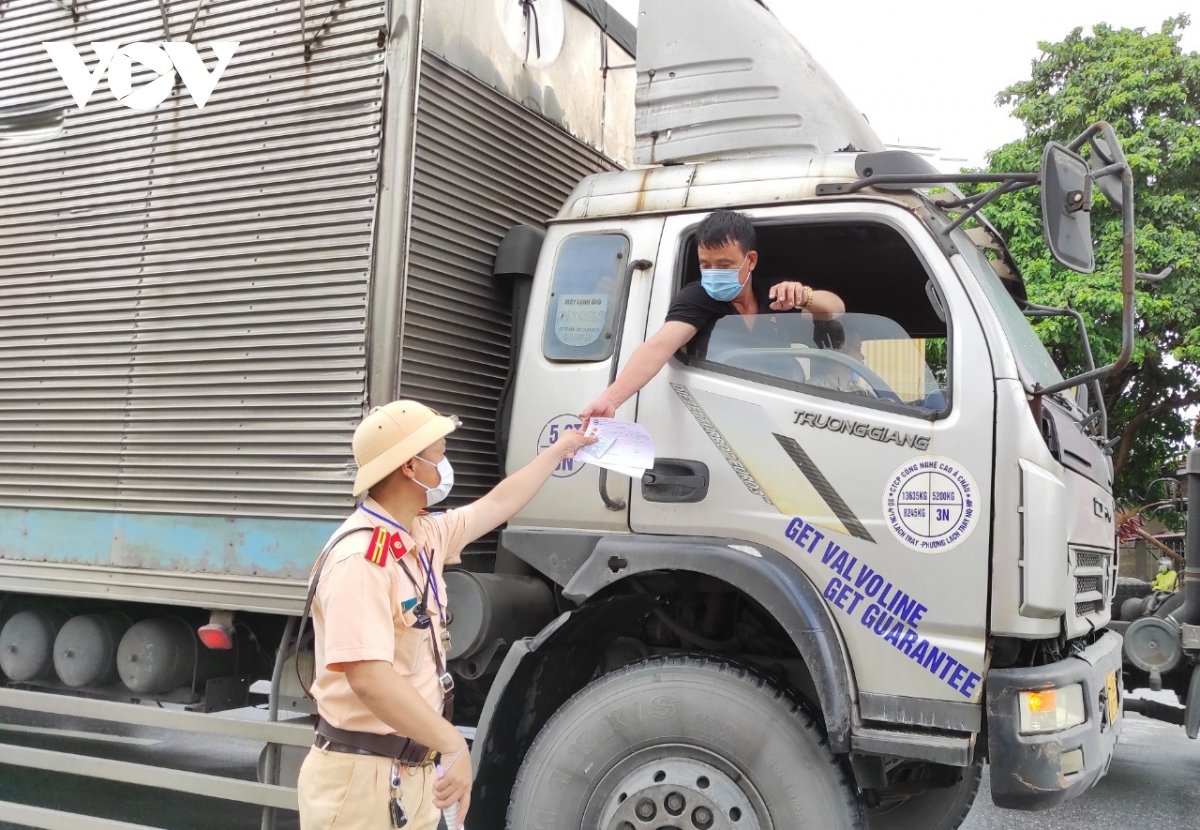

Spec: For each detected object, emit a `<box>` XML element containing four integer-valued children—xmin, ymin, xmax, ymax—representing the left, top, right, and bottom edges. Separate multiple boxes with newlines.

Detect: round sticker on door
<box><xmin>883</xmin><ymin>456</ymin><xmax>978</xmax><ymax>553</ymax></box>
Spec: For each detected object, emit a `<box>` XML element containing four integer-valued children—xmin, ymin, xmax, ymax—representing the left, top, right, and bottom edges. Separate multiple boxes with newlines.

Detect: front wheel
<box><xmin>506</xmin><ymin>655</ymin><xmax>865</xmax><ymax>830</ymax></box>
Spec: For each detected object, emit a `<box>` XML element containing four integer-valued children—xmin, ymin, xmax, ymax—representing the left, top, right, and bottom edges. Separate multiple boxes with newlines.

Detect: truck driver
<box><xmin>581</xmin><ymin>209</ymin><xmax>845</xmax><ymax>420</ymax></box>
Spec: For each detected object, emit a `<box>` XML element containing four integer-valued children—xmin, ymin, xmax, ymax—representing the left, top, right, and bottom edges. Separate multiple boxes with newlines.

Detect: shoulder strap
<box><xmin>294</xmin><ymin>525</ymin><xmax>375</xmax><ymax>700</ymax></box>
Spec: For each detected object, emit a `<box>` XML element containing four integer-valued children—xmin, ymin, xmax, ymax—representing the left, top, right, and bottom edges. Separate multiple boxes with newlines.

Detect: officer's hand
<box><xmin>433</xmin><ymin>749</ymin><xmax>472</xmax><ymax>822</ymax></box>
<box><xmin>579</xmin><ymin>396</ymin><xmax>617</xmax><ymax>426</ymax></box>
<box><xmin>769</xmin><ymin>281</ymin><xmax>806</xmax><ymax>311</ymax></box>
<box><xmin>552</xmin><ymin>428</ymin><xmax>597</xmax><ymax>459</ymax></box>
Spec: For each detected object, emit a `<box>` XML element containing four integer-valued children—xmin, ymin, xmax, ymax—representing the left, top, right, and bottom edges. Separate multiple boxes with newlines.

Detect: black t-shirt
<box><xmin>665</xmin><ymin>275</ymin><xmax>804</xmax><ymax>357</ymax></box>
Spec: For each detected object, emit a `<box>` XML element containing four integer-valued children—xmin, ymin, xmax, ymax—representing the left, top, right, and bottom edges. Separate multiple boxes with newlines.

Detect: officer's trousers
<box><xmin>297</xmin><ymin>744</ymin><xmax>441</xmax><ymax>830</ymax></box>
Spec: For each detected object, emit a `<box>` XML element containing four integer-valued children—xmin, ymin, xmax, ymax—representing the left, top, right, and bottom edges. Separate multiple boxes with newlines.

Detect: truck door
<box><xmin>633</xmin><ymin>204</ymin><xmax>996</xmax><ymax>712</ymax></box>
<box><xmin>506</xmin><ymin>216</ymin><xmax>664</xmax><ymax>533</ymax></box>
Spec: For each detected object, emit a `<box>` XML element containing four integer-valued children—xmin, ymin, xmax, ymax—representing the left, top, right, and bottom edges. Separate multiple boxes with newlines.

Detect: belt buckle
<box><xmin>439</xmin><ymin>672</ymin><xmax>455</xmax><ymax>694</ymax></box>
<box><xmin>422</xmin><ymin>747</ymin><xmax>439</xmax><ymax>766</ymax></box>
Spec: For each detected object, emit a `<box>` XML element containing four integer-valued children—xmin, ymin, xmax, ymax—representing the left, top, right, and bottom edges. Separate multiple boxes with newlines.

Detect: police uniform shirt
<box><xmin>309</xmin><ymin>497</ymin><xmax>477</xmax><ymax>732</ymax></box>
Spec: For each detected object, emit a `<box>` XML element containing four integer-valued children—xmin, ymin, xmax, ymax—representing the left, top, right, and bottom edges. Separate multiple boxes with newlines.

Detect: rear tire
<box><xmin>865</xmin><ymin>756</ymin><xmax>983</xmax><ymax>830</ymax></box>
<box><xmin>506</xmin><ymin>655</ymin><xmax>866</xmax><ymax>830</ymax></box>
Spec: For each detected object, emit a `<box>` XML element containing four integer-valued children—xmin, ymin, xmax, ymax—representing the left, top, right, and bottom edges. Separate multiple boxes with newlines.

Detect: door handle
<box><xmin>641</xmin><ymin>459</ymin><xmax>709</xmax><ymax>503</ymax></box>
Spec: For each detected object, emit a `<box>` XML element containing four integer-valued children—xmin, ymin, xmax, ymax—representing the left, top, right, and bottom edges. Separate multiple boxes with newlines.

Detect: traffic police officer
<box><xmin>296</xmin><ymin>400</ymin><xmax>593</xmax><ymax>829</ymax></box>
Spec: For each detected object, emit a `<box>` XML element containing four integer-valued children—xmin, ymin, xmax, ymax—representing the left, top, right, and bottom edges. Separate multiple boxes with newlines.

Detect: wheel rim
<box><xmin>586</xmin><ymin>746</ymin><xmax>771</xmax><ymax>830</ymax></box>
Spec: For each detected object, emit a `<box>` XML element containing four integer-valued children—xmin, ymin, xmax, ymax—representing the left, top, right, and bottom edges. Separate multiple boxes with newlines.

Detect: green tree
<box><xmin>978</xmin><ymin>16</ymin><xmax>1200</xmax><ymax>501</ymax></box>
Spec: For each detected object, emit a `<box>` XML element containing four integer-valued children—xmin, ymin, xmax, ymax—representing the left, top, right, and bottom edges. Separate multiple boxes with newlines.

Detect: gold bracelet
<box><xmin>800</xmin><ymin>285</ymin><xmax>814</xmax><ymax>309</ymax></box>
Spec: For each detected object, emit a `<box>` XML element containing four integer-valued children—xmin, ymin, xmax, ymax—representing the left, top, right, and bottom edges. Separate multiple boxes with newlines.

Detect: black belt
<box><xmin>315</xmin><ymin>718</ymin><xmax>440</xmax><ymax>766</ymax></box>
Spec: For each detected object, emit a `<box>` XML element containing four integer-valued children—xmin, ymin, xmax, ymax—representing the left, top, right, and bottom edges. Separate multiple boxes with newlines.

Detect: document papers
<box><xmin>574</xmin><ymin>417</ymin><xmax>655</xmax><ymax>478</ymax></box>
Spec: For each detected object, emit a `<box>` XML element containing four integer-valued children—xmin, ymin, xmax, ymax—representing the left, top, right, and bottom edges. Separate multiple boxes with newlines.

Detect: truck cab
<box><xmin>458</xmin><ymin>2</ymin><xmax>1133</xmax><ymax>828</ymax></box>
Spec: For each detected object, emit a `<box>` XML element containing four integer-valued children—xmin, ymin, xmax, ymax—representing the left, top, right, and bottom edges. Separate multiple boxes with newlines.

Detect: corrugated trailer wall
<box><xmin>0</xmin><ymin>0</ymin><xmax>384</xmax><ymax>585</ymax></box>
<box><xmin>0</xmin><ymin>0</ymin><xmax>623</xmax><ymax>590</ymax></box>
<box><xmin>400</xmin><ymin>51</ymin><xmax>617</xmax><ymax>507</ymax></box>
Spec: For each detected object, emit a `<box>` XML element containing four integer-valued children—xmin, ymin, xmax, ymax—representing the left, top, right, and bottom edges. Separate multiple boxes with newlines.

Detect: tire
<box><xmin>1112</xmin><ymin>577</ymin><xmax>1152</xmax><ymax>620</ymax></box>
<box><xmin>865</xmin><ymin>756</ymin><xmax>983</xmax><ymax>830</ymax></box>
<box><xmin>506</xmin><ymin>655</ymin><xmax>866</xmax><ymax>830</ymax></box>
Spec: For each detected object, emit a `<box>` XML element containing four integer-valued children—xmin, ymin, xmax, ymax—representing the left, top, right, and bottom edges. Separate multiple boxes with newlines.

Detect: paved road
<box><xmin>961</xmin><ymin>707</ymin><xmax>1200</xmax><ymax>830</ymax></box>
<box><xmin>1</xmin><ymin>698</ymin><xmax>1197</xmax><ymax>830</ymax></box>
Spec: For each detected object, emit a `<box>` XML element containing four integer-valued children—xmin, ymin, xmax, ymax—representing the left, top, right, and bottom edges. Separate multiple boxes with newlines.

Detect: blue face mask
<box><xmin>700</xmin><ymin>256</ymin><xmax>748</xmax><ymax>302</ymax></box>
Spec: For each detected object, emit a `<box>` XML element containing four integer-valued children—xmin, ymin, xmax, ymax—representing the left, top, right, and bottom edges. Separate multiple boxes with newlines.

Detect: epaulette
<box><xmin>363</xmin><ymin>527</ymin><xmax>409</xmax><ymax>566</ymax></box>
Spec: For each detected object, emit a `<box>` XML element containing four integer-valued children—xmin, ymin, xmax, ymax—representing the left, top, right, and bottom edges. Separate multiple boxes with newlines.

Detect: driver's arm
<box><xmin>581</xmin><ymin>321</ymin><xmax>698</xmax><ymax>420</ymax></box>
<box><xmin>768</xmin><ymin>282</ymin><xmax>844</xmax><ymax>319</ymax></box>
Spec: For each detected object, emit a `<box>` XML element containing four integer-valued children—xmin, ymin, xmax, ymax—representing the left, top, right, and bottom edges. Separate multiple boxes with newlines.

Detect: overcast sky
<box><xmin>608</xmin><ymin>0</ymin><xmax>1200</xmax><ymax>168</ymax></box>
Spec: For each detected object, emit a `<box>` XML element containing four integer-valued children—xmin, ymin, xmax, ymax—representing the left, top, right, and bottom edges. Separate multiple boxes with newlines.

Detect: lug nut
<box><xmin>665</xmin><ymin>791</ymin><xmax>686</xmax><ymax>815</ymax></box>
<box><xmin>635</xmin><ymin>798</ymin><xmax>656</xmax><ymax>821</ymax></box>
<box><xmin>692</xmin><ymin>806</ymin><xmax>714</xmax><ymax>829</ymax></box>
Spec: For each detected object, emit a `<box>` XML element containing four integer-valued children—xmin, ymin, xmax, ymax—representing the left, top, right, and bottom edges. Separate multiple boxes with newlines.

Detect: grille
<box><xmin>1075</xmin><ymin>575</ymin><xmax>1103</xmax><ymax>595</ymax></box>
<box><xmin>1076</xmin><ymin>600</ymin><xmax>1105</xmax><ymax>616</ymax></box>
<box><xmin>1076</xmin><ymin>551</ymin><xmax>1106</xmax><ymax>569</ymax></box>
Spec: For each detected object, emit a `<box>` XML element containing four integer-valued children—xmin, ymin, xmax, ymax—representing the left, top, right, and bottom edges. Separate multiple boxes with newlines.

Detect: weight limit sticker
<box><xmin>883</xmin><ymin>456</ymin><xmax>978</xmax><ymax>553</ymax></box>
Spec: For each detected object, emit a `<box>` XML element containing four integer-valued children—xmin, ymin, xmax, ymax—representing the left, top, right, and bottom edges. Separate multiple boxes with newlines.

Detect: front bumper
<box><xmin>985</xmin><ymin>629</ymin><xmax>1123</xmax><ymax>810</ymax></box>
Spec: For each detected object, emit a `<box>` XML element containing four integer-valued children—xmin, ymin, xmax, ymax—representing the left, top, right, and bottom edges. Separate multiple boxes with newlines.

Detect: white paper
<box><xmin>574</xmin><ymin>417</ymin><xmax>655</xmax><ymax>476</ymax></box>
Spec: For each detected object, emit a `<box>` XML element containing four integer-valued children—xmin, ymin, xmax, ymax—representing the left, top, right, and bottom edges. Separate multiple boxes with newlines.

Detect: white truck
<box><xmin>0</xmin><ymin>1</ymin><xmax>1158</xmax><ymax>829</ymax></box>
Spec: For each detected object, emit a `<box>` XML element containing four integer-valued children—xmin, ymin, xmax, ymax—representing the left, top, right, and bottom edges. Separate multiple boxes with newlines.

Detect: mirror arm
<box><xmin>944</xmin><ymin>179</ymin><xmax>1030</xmax><ymax>233</ymax></box>
<box><xmin>1034</xmin><ymin>122</ymin><xmax>1135</xmax><ymax>399</ymax></box>
<box><xmin>1089</xmin><ymin>161</ymin><xmax>1125</xmax><ymax>180</ymax></box>
<box><xmin>1138</xmin><ymin>265</ymin><xmax>1173</xmax><ymax>283</ymax></box>
<box><xmin>1023</xmin><ymin>302</ymin><xmax>1108</xmax><ymax>440</ymax></box>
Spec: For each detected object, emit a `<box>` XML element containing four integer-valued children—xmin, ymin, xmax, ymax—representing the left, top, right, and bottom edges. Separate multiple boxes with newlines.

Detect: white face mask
<box><xmin>414</xmin><ymin>455</ymin><xmax>454</xmax><ymax>507</ymax></box>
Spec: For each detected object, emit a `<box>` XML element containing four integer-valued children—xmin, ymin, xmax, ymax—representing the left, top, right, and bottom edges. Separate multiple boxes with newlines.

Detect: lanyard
<box><xmin>419</xmin><ymin>550</ymin><xmax>443</xmax><ymax>613</ymax></box>
<box><xmin>358</xmin><ymin>504</ymin><xmax>411</xmax><ymax>536</ymax></box>
<box><xmin>359</xmin><ymin>505</ymin><xmax>442</xmax><ymax>614</ymax></box>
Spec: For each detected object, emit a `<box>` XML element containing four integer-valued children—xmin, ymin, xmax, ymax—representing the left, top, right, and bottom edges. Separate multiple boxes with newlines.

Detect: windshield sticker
<box><xmin>883</xmin><ymin>456</ymin><xmax>978</xmax><ymax>553</ymax></box>
<box><xmin>554</xmin><ymin>294</ymin><xmax>607</xmax><ymax>347</ymax></box>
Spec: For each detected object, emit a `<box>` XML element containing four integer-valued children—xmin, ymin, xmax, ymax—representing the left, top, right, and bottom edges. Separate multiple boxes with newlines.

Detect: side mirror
<box><xmin>1041</xmin><ymin>142</ymin><xmax>1094</xmax><ymax>273</ymax></box>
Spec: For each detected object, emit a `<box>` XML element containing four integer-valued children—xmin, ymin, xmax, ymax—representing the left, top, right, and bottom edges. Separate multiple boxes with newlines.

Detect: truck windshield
<box><xmin>703</xmin><ymin>312</ymin><xmax>946</xmax><ymax>412</ymax></box>
<box><xmin>953</xmin><ymin>231</ymin><xmax>1065</xmax><ymax>391</ymax></box>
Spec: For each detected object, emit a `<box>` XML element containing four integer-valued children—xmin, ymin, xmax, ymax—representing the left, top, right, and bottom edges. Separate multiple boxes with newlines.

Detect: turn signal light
<box><xmin>1019</xmin><ymin>684</ymin><xmax>1085</xmax><ymax>734</ymax></box>
<box><xmin>197</xmin><ymin>623</ymin><xmax>235</xmax><ymax>650</ymax></box>
<box><xmin>1026</xmin><ymin>690</ymin><xmax>1056</xmax><ymax>712</ymax></box>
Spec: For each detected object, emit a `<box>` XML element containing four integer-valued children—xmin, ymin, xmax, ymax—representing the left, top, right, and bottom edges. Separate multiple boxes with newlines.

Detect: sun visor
<box><xmin>634</xmin><ymin>0</ymin><xmax>884</xmax><ymax>165</ymax></box>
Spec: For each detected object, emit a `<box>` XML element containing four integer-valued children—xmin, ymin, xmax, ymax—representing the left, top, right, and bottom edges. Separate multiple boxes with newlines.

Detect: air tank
<box><xmin>0</xmin><ymin>608</ymin><xmax>70</xmax><ymax>682</ymax></box>
<box><xmin>118</xmin><ymin>616</ymin><xmax>237</xmax><ymax>694</ymax></box>
<box><xmin>53</xmin><ymin>612</ymin><xmax>131</xmax><ymax>687</ymax></box>
<box><xmin>444</xmin><ymin>571</ymin><xmax>555</xmax><ymax>678</ymax></box>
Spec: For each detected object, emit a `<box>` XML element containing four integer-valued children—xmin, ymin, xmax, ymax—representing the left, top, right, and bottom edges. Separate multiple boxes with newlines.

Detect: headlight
<box><xmin>1018</xmin><ymin>684</ymin><xmax>1086</xmax><ymax>734</ymax></box>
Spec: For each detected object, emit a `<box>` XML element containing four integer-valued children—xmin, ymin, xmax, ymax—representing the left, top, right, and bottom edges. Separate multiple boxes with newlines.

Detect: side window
<box><xmin>541</xmin><ymin>234</ymin><xmax>630</xmax><ymax>362</ymax></box>
<box><xmin>689</xmin><ymin>221</ymin><xmax>950</xmax><ymax>414</ymax></box>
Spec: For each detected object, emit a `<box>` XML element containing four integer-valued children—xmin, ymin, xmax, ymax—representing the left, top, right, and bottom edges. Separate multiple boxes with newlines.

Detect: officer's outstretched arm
<box><xmin>469</xmin><ymin>429</ymin><xmax>597</xmax><ymax>537</ymax></box>
<box><xmin>343</xmin><ymin>660</ymin><xmax>467</xmax><ymax>755</ymax></box>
